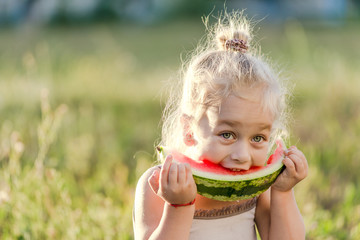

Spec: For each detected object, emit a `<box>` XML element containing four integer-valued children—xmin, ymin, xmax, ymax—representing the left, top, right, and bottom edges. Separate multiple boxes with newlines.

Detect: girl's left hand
<box><xmin>272</xmin><ymin>146</ymin><xmax>308</xmax><ymax>192</ymax></box>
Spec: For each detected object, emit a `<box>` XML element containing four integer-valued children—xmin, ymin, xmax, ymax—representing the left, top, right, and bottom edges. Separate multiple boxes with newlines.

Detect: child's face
<box><xmin>191</xmin><ymin>89</ymin><xmax>273</xmax><ymax>171</ymax></box>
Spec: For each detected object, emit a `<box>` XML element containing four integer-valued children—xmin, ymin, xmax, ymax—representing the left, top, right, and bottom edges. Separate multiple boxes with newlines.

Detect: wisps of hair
<box><xmin>159</xmin><ymin>10</ymin><xmax>291</xmax><ymax>156</ymax></box>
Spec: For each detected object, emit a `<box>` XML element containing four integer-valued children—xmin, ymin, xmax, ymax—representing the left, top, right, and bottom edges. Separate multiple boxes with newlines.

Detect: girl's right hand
<box><xmin>148</xmin><ymin>155</ymin><xmax>197</xmax><ymax>205</ymax></box>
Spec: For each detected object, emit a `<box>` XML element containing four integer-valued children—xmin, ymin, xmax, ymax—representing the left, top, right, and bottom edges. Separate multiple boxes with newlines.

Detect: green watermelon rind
<box><xmin>193</xmin><ymin>166</ymin><xmax>285</xmax><ymax>201</ymax></box>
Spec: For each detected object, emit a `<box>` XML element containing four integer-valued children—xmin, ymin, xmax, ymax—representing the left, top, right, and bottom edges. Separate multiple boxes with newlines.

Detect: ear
<box><xmin>181</xmin><ymin>114</ymin><xmax>191</xmax><ymax>129</ymax></box>
<box><xmin>181</xmin><ymin>114</ymin><xmax>197</xmax><ymax>146</ymax></box>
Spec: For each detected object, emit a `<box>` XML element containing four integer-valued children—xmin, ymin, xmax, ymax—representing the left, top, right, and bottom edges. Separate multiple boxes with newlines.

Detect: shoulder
<box><xmin>135</xmin><ymin>165</ymin><xmax>162</xmax><ymax>194</ymax></box>
<box><xmin>133</xmin><ymin>166</ymin><xmax>164</xmax><ymax>239</ymax></box>
<box><xmin>134</xmin><ymin>165</ymin><xmax>163</xmax><ymax>211</ymax></box>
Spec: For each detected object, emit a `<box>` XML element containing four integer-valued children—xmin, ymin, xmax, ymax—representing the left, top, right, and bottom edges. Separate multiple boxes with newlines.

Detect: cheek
<box><xmin>197</xmin><ymin>138</ymin><xmax>223</xmax><ymax>163</ymax></box>
<box><xmin>253</xmin><ymin>148</ymin><xmax>269</xmax><ymax>166</ymax></box>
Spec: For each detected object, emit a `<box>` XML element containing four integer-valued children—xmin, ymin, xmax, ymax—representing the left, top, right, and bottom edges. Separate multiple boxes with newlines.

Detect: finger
<box><xmin>185</xmin><ymin>163</ymin><xmax>194</xmax><ymax>184</ymax></box>
<box><xmin>178</xmin><ymin>163</ymin><xmax>186</xmax><ymax>185</ymax></box>
<box><xmin>148</xmin><ymin>169</ymin><xmax>160</xmax><ymax>194</ymax></box>
<box><xmin>293</xmin><ymin>148</ymin><xmax>308</xmax><ymax>173</ymax></box>
<box><xmin>286</xmin><ymin>146</ymin><xmax>297</xmax><ymax>157</ymax></box>
<box><xmin>293</xmin><ymin>154</ymin><xmax>308</xmax><ymax>178</ymax></box>
<box><xmin>168</xmin><ymin>162</ymin><xmax>178</xmax><ymax>185</ymax></box>
<box><xmin>288</xmin><ymin>149</ymin><xmax>308</xmax><ymax>174</ymax></box>
<box><xmin>303</xmin><ymin>155</ymin><xmax>309</xmax><ymax>173</ymax></box>
<box><xmin>160</xmin><ymin>155</ymin><xmax>173</xmax><ymax>187</ymax></box>
<box><xmin>297</xmin><ymin>149</ymin><xmax>308</xmax><ymax>172</ymax></box>
<box><xmin>288</xmin><ymin>147</ymin><xmax>307</xmax><ymax>161</ymax></box>
<box><xmin>287</xmin><ymin>153</ymin><xmax>304</xmax><ymax>173</ymax></box>
<box><xmin>283</xmin><ymin>157</ymin><xmax>296</xmax><ymax>175</ymax></box>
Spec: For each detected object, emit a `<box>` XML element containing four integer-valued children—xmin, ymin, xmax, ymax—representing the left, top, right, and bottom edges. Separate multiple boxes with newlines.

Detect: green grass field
<box><xmin>0</xmin><ymin>19</ymin><xmax>359</xmax><ymax>239</ymax></box>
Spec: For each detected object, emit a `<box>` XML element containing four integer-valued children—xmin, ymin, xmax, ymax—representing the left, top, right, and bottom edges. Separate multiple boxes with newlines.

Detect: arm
<box><xmin>133</xmin><ymin>156</ymin><xmax>197</xmax><ymax>240</ymax></box>
<box><xmin>255</xmin><ymin>146</ymin><xmax>308</xmax><ymax>240</ymax></box>
<box><xmin>269</xmin><ymin>188</ymin><xmax>305</xmax><ymax>239</ymax></box>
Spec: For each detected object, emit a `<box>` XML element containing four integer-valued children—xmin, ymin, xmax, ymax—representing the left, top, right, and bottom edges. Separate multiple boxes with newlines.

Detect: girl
<box><xmin>133</xmin><ymin>11</ymin><xmax>308</xmax><ymax>240</ymax></box>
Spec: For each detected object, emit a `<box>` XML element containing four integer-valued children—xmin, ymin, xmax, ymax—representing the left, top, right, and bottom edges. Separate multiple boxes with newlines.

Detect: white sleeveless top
<box><xmin>190</xmin><ymin>197</ymin><xmax>258</xmax><ymax>240</ymax></box>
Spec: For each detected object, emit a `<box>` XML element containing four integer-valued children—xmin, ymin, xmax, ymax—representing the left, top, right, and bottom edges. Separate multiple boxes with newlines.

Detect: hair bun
<box><xmin>212</xmin><ymin>11</ymin><xmax>252</xmax><ymax>52</ymax></box>
<box><xmin>217</xmin><ymin>30</ymin><xmax>250</xmax><ymax>53</ymax></box>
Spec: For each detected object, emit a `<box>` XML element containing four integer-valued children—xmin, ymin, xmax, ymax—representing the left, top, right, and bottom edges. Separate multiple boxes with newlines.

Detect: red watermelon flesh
<box><xmin>157</xmin><ymin>139</ymin><xmax>286</xmax><ymax>201</ymax></box>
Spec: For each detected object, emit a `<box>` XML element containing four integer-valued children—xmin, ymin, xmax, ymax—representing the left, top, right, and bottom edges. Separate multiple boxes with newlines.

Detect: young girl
<box><xmin>133</xmin><ymin>11</ymin><xmax>308</xmax><ymax>240</ymax></box>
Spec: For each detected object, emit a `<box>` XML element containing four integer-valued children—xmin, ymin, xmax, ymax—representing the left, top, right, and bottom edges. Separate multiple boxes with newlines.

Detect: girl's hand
<box><xmin>148</xmin><ymin>155</ymin><xmax>197</xmax><ymax>205</ymax></box>
<box><xmin>272</xmin><ymin>146</ymin><xmax>308</xmax><ymax>192</ymax></box>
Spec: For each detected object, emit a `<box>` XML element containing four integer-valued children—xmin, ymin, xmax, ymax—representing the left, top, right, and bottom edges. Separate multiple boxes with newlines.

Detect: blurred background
<box><xmin>0</xmin><ymin>0</ymin><xmax>359</xmax><ymax>239</ymax></box>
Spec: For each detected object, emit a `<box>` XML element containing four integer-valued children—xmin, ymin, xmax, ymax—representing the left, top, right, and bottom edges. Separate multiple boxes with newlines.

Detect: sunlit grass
<box><xmin>0</xmin><ymin>20</ymin><xmax>359</xmax><ymax>239</ymax></box>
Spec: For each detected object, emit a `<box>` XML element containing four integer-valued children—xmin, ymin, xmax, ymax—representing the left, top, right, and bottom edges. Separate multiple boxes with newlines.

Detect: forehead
<box><xmin>207</xmin><ymin>92</ymin><xmax>274</xmax><ymax>127</ymax></box>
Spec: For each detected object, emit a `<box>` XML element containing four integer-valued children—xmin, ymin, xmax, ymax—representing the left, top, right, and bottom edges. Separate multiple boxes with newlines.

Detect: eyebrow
<box><xmin>218</xmin><ymin>120</ymin><xmax>272</xmax><ymax>131</ymax></box>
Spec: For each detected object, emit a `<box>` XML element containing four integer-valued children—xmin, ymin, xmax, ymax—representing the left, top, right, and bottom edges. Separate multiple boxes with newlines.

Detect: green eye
<box><xmin>253</xmin><ymin>136</ymin><xmax>263</xmax><ymax>142</ymax></box>
<box><xmin>221</xmin><ymin>133</ymin><xmax>232</xmax><ymax>139</ymax></box>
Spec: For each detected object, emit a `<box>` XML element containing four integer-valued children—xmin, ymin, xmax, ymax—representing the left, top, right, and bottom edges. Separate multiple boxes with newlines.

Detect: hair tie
<box><xmin>225</xmin><ymin>39</ymin><xmax>248</xmax><ymax>53</ymax></box>
<box><xmin>169</xmin><ymin>198</ymin><xmax>196</xmax><ymax>208</ymax></box>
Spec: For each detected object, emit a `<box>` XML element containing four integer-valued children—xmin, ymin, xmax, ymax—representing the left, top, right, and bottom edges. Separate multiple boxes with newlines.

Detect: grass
<box><xmin>0</xmin><ymin>19</ymin><xmax>359</xmax><ymax>239</ymax></box>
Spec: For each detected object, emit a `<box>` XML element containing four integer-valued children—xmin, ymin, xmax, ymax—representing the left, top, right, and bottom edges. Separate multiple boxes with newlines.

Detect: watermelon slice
<box><xmin>157</xmin><ymin>140</ymin><xmax>286</xmax><ymax>201</ymax></box>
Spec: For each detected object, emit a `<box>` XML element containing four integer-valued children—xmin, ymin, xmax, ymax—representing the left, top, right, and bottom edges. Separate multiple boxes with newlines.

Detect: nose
<box><xmin>228</xmin><ymin>142</ymin><xmax>252</xmax><ymax>170</ymax></box>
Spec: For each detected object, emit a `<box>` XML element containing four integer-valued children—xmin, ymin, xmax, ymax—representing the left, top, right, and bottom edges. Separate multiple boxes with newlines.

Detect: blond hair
<box><xmin>160</xmin><ymin>11</ymin><xmax>290</xmax><ymax>154</ymax></box>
